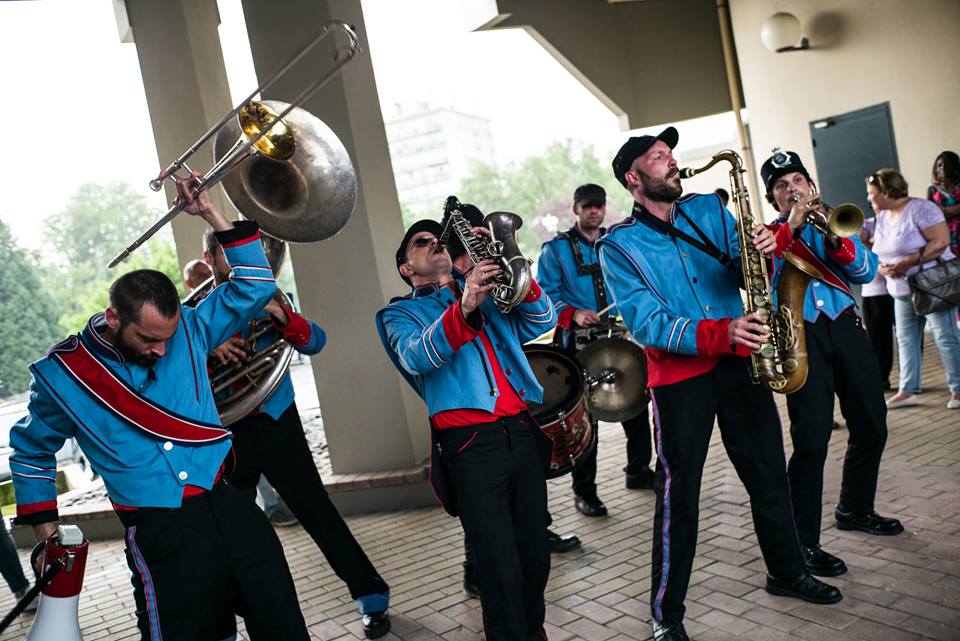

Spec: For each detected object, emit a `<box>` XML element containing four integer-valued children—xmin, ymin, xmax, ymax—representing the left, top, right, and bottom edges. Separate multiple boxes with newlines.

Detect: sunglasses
<box><xmin>410</xmin><ymin>236</ymin><xmax>436</xmax><ymax>248</ymax></box>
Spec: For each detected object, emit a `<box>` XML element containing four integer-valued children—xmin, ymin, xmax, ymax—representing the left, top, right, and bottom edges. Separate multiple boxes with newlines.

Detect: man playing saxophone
<box><xmin>598</xmin><ymin>129</ymin><xmax>841</xmax><ymax>641</ymax></box>
<box><xmin>201</xmin><ymin>230</ymin><xmax>392</xmax><ymax>639</ymax></box>
<box><xmin>762</xmin><ymin>149</ymin><xmax>902</xmax><ymax>580</ymax></box>
<box><xmin>375</xmin><ymin>218</ymin><xmax>556</xmax><ymax>640</ymax></box>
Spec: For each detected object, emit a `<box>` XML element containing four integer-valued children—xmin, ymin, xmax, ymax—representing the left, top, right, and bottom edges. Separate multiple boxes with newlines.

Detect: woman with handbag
<box><xmin>867</xmin><ymin>168</ymin><xmax>960</xmax><ymax>410</ymax></box>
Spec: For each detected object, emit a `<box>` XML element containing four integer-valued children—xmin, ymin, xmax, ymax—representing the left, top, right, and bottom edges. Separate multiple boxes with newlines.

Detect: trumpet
<box><xmin>789</xmin><ymin>190</ymin><xmax>864</xmax><ymax>238</ymax></box>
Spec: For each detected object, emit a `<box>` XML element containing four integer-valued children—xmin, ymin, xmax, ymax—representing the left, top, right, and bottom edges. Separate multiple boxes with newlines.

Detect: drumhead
<box><xmin>522</xmin><ymin>345</ymin><xmax>584</xmax><ymax>424</ymax></box>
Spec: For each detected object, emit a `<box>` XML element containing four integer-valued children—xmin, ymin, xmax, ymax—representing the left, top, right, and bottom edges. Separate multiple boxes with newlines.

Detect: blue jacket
<box><xmin>771</xmin><ymin>214</ymin><xmax>878</xmax><ymax>322</ymax></box>
<box><xmin>11</xmin><ymin>223</ymin><xmax>275</xmax><ymax>522</ymax></box>
<box><xmin>375</xmin><ymin>281</ymin><xmax>556</xmax><ymax>416</ymax></box>
<box><xmin>537</xmin><ymin>225</ymin><xmax>614</xmax><ymax>322</ymax></box>
<box><xmin>597</xmin><ymin>194</ymin><xmax>745</xmax><ymax>359</ymax></box>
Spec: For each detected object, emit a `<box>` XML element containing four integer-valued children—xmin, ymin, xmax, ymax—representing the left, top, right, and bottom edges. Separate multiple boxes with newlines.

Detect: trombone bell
<box><xmin>238</xmin><ymin>102</ymin><xmax>296</xmax><ymax>161</ymax></box>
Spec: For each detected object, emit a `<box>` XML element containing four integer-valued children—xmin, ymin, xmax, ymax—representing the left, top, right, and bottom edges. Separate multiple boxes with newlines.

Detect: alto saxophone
<box><xmin>439</xmin><ymin>196</ymin><xmax>532</xmax><ymax>313</ymax></box>
<box><xmin>680</xmin><ymin>151</ymin><xmax>810</xmax><ymax>394</ymax></box>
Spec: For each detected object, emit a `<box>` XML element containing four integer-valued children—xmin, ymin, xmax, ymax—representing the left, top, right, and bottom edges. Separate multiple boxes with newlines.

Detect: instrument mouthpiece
<box><xmin>678</xmin><ymin>168</ymin><xmax>695</xmax><ymax>179</ymax></box>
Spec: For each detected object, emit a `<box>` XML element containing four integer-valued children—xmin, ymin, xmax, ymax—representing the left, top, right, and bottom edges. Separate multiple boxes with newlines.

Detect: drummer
<box><xmin>537</xmin><ymin>183</ymin><xmax>656</xmax><ymax>518</ymax></box>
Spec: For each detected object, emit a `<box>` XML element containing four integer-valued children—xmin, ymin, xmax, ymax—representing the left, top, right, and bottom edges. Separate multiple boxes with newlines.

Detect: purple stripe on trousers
<box><xmin>650</xmin><ymin>390</ymin><xmax>672</xmax><ymax>622</ymax></box>
<box><xmin>127</xmin><ymin>526</ymin><xmax>163</xmax><ymax>641</ymax></box>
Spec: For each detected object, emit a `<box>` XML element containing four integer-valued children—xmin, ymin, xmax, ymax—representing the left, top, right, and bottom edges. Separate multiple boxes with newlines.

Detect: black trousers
<box><xmin>437</xmin><ymin>414</ymin><xmax>550</xmax><ymax>641</ymax></box>
<box><xmin>227</xmin><ymin>402</ymin><xmax>389</xmax><ymax>608</ymax></box>
<box><xmin>786</xmin><ymin>312</ymin><xmax>888</xmax><ymax>546</ymax></box>
<box><xmin>120</xmin><ymin>482</ymin><xmax>308</xmax><ymax>641</ymax></box>
<box><xmin>649</xmin><ymin>357</ymin><xmax>805</xmax><ymax>625</ymax></box>
<box><xmin>571</xmin><ymin>407</ymin><xmax>651</xmax><ymax>497</ymax></box>
<box><xmin>861</xmin><ymin>294</ymin><xmax>895</xmax><ymax>387</ymax></box>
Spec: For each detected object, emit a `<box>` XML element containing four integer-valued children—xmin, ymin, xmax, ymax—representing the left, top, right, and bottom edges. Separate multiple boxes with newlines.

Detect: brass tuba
<box><xmin>439</xmin><ymin>196</ymin><xmax>532</xmax><ymax>313</ymax></box>
<box><xmin>680</xmin><ymin>151</ymin><xmax>809</xmax><ymax>394</ymax></box>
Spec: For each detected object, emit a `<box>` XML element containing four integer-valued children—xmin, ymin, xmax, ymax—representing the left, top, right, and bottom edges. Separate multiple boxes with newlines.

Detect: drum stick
<box><xmin>597</xmin><ymin>303</ymin><xmax>616</xmax><ymax>317</ymax></box>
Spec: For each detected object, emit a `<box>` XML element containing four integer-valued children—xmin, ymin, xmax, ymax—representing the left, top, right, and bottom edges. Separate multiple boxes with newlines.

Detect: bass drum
<box><xmin>522</xmin><ymin>344</ymin><xmax>595</xmax><ymax>479</ymax></box>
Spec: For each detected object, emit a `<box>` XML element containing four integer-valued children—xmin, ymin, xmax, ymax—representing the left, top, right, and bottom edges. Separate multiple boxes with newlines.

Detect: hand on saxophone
<box><xmin>729</xmin><ymin>313</ymin><xmax>770</xmax><ymax>351</ymax></box>
<box><xmin>750</xmin><ymin>223</ymin><xmax>778</xmax><ymax>256</ymax></box>
<box><xmin>461</xmin><ymin>258</ymin><xmax>501</xmax><ymax>316</ymax></box>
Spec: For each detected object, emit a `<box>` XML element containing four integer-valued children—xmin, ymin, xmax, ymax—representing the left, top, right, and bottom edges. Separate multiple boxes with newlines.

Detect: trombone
<box><xmin>108</xmin><ymin>21</ymin><xmax>362</xmax><ymax>268</ymax></box>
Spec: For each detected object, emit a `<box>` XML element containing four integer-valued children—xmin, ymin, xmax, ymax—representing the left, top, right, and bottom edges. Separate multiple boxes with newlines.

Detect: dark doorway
<box><xmin>809</xmin><ymin>102</ymin><xmax>899</xmax><ymax>215</ymax></box>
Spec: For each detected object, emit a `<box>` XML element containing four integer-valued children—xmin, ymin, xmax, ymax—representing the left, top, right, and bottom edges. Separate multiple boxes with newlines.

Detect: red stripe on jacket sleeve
<box><xmin>557</xmin><ymin>306</ymin><xmax>577</xmax><ymax>330</ymax></box>
<box><xmin>826</xmin><ymin>238</ymin><xmax>856</xmax><ymax>265</ymax></box>
<box><xmin>441</xmin><ymin>302</ymin><xmax>482</xmax><ymax>351</ymax></box>
<box><xmin>696</xmin><ymin>318</ymin><xmax>736</xmax><ymax>356</ymax></box>
<box><xmin>272</xmin><ymin>306</ymin><xmax>311</xmax><ymax>348</ymax></box>
<box><xmin>216</xmin><ymin>220</ymin><xmax>261</xmax><ymax>248</ymax></box>
<box><xmin>770</xmin><ymin>222</ymin><xmax>794</xmax><ymax>259</ymax></box>
<box><xmin>16</xmin><ymin>500</ymin><xmax>57</xmax><ymax>516</ymax></box>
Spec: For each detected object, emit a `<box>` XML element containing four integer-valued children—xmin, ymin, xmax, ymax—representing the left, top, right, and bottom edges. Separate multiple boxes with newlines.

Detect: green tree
<box><xmin>0</xmin><ymin>222</ymin><xmax>63</xmax><ymax>396</ymax></box>
<box><xmin>42</xmin><ymin>182</ymin><xmax>183</xmax><ymax>333</ymax></box>
<box><xmin>457</xmin><ymin>140</ymin><xmax>633</xmax><ymax>258</ymax></box>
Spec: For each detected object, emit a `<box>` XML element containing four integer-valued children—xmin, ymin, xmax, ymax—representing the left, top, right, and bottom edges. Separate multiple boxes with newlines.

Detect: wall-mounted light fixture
<box><xmin>761</xmin><ymin>12</ymin><xmax>810</xmax><ymax>53</ymax></box>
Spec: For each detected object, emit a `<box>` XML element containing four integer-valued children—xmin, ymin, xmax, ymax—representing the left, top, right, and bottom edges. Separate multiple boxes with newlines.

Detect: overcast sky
<box><xmin>0</xmin><ymin>0</ymin><xmax>734</xmax><ymax>251</ymax></box>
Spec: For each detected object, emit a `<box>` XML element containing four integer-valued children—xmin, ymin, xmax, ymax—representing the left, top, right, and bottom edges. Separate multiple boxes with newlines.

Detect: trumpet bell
<box><xmin>828</xmin><ymin>203</ymin><xmax>864</xmax><ymax>238</ymax></box>
<box><xmin>238</xmin><ymin>102</ymin><xmax>296</xmax><ymax>161</ymax></box>
<box><xmin>214</xmin><ymin>99</ymin><xmax>357</xmax><ymax>243</ymax></box>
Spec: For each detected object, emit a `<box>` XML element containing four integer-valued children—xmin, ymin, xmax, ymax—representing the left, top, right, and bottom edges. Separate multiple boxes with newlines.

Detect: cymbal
<box><xmin>577</xmin><ymin>337</ymin><xmax>648</xmax><ymax>422</ymax></box>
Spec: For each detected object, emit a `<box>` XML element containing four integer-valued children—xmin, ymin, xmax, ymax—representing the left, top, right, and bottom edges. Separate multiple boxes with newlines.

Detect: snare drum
<box><xmin>522</xmin><ymin>344</ymin><xmax>596</xmax><ymax>479</ymax></box>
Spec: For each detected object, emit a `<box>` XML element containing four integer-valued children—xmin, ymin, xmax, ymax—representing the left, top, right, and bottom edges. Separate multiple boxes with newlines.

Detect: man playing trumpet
<box><xmin>762</xmin><ymin>149</ymin><xmax>902</xmax><ymax>580</ymax></box>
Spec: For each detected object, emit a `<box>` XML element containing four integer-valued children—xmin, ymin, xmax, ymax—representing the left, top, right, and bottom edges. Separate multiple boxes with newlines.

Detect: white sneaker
<box><xmin>886</xmin><ymin>394</ymin><xmax>920</xmax><ymax>409</ymax></box>
<box><xmin>948</xmin><ymin>398</ymin><xmax>960</xmax><ymax>410</ymax></box>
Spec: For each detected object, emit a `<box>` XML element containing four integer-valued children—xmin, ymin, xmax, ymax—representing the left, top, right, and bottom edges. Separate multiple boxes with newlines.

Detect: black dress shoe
<box><xmin>574</xmin><ymin>494</ymin><xmax>608</xmax><ymax>517</ymax></box>
<box><xmin>362</xmin><ymin>610</ymin><xmax>390</xmax><ymax>639</ymax></box>
<box><xmin>625</xmin><ymin>467</ymin><xmax>656</xmax><ymax>490</ymax></box>
<box><xmin>652</xmin><ymin>620</ymin><xmax>690</xmax><ymax>641</ymax></box>
<box><xmin>765</xmin><ymin>573</ymin><xmax>842</xmax><ymax>604</ymax></box>
<box><xmin>546</xmin><ymin>528</ymin><xmax>581</xmax><ymax>553</ymax></box>
<box><xmin>801</xmin><ymin>544</ymin><xmax>847</xmax><ymax>577</ymax></box>
<box><xmin>462</xmin><ymin>561</ymin><xmax>480</xmax><ymax>599</ymax></box>
<box><xmin>835</xmin><ymin>508</ymin><xmax>904</xmax><ymax>535</ymax></box>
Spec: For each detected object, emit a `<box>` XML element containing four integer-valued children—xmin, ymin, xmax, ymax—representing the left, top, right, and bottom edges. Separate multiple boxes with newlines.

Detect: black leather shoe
<box><xmin>362</xmin><ymin>610</ymin><xmax>390</xmax><ymax>639</ymax></box>
<box><xmin>546</xmin><ymin>528</ymin><xmax>581</xmax><ymax>553</ymax></box>
<box><xmin>462</xmin><ymin>562</ymin><xmax>480</xmax><ymax>599</ymax></box>
<box><xmin>835</xmin><ymin>508</ymin><xmax>904</xmax><ymax>535</ymax></box>
<box><xmin>626</xmin><ymin>467</ymin><xmax>656</xmax><ymax>490</ymax></box>
<box><xmin>652</xmin><ymin>620</ymin><xmax>690</xmax><ymax>641</ymax></box>
<box><xmin>765</xmin><ymin>573</ymin><xmax>842</xmax><ymax>604</ymax></box>
<box><xmin>801</xmin><ymin>544</ymin><xmax>847</xmax><ymax>577</ymax></box>
<box><xmin>574</xmin><ymin>494</ymin><xmax>608</xmax><ymax>517</ymax></box>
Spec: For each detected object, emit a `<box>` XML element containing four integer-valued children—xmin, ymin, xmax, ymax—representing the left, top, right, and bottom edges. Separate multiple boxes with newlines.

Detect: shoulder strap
<box><xmin>634</xmin><ymin>202</ymin><xmax>737</xmax><ymax>271</ymax></box>
<box><xmin>557</xmin><ymin>231</ymin><xmax>608</xmax><ymax>311</ymax></box>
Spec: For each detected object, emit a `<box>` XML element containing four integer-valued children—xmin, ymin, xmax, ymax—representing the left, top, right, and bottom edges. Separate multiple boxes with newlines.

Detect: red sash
<box><xmin>53</xmin><ymin>340</ymin><xmax>230</xmax><ymax>444</ymax></box>
<box><xmin>784</xmin><ymin>238</ymin><xmax>853</xmax><ymax>297</ymax></box>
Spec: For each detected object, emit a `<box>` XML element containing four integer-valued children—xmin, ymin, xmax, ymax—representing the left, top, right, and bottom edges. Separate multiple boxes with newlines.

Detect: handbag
<box><xmin>908</xmin><ymin>256</ymin><xmax>960</xmax><ymax>315</ymax></box>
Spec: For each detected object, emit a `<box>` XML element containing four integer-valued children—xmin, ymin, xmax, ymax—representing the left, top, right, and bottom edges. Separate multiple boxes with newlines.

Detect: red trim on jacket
<box><xmin>431</xmin><ymin>329</ymin><xmax>527</xmax><ymax>429</ymax></box>
<box><xmin>645</xmin><ymin>349</ymin><xmax>720</xmax><ymax>388</ymax></box>
<box><xmin>827</xmin><ymin>238</ymin><xmax>856</xmax><ymax>265</ymax></box>
<box><xmin>272</xmin><ymin>306</ymin><xmax>311</xmax><ymax>348</ymax></box>
<box><xmin>524</xmin><ymin>279</ymin><xmax>543</xmax><ymax>303</ymax></box>
<box><xmin>441</xmin><ymin>302</ymin><xmax>481</xmax><ymax>351</ymax></box>
<box><xmin>220</xmin><ymin>230</ymin><xmax>261</xmax><ymax>248</ymax></box>
<box><xmin>16</xmin><ymin>500</ymin><xmax>57</xmax><ymax>516</ymax></box>
<box><xmin>771</xmin><ymin>222</ymin><xmax>794</xmax><ymax>259</ymax></box>
<box><xmin>556</xmin><ymin>306</ymin><xmax>577</xmax><ymax>330</ymax></box>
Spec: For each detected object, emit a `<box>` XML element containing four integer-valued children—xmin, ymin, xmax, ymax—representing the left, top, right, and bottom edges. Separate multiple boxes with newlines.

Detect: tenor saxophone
<box><xmin>680</xmin><ymin>151</ymin><xmax>810</xmax><ymax>394</ymax></box>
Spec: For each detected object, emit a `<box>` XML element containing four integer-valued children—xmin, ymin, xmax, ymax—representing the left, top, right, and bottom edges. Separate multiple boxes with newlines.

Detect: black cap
<box><xmin>440</xmin><ymin>201</ymin><xmax>484</xmax><ymax>261</ymax></box>
<box><xmin>396</xmin><ymin>219</ymin><xmax>444</xmax><ymax>286</ymax></box>
<box><xmin>612</xmin><ymin>126</ymin><xmax>679</xmax><ymax>188</ymax></box>
<box><xmin>573</xmin><ymin>183</ymin><xmax>606</xmax><ymax>207</ymax></box>
<box><xmin>760</xmin><ymin>148</ymin><xmax>811</xmax><ymax>195</ymax></box>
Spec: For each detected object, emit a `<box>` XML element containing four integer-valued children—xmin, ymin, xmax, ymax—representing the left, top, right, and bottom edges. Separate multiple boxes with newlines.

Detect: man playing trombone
<box><xmin>762</xmin><ymin>149</ymin><xmax>902</xmax><ymax>579</ymax></box>
<box><xmin>9</xmin><ymin>174</ymin><xmax>312</xmax><ymax>641</ymax></box>
<box><xmin>376</xmin><ymin>219</ymin><xmax>556</xmax><ymax>640</ymax></box>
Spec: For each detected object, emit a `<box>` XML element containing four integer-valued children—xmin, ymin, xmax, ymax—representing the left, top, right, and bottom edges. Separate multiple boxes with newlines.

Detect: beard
<box><xmin>642</xmin><ymin>171</ymin><xmax>683</xmax><ymax>203</ymax></box>
<box><xmin>115</xmin><ymin>323</ymin><xmax>161</xmax><ymax>367</ymax></box>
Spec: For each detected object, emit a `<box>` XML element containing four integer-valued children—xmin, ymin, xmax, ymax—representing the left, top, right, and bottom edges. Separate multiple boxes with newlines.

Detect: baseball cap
<box><xmin>611</xmin><ymin>126</ymin><xmax>679</xmax><ymax>188</ymax></box>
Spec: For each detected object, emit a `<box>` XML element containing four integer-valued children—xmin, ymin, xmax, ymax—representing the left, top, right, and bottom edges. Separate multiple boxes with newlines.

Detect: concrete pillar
<box><xmin>240</xmin><ymin>0</ymin><xmax>430</xmax><ymax>474</ymax></box>
<box><xmin>123</xmin><ymin>0</ymin><xmax>237</xmax><ymax>267</ymax></box>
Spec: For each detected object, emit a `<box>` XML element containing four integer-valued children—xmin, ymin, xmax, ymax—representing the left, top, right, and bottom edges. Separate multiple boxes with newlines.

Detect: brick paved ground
<box><xmin>1</xmin><ymin>336</ymin><xmax>958</xmax><ymax>641</ymax></box>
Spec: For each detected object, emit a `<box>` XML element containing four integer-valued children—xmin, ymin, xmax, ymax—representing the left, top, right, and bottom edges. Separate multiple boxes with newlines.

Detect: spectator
<box><xmin>927</xmin><ymin>151</ymin><xmax>960</xmax><ymax>256</ymax></box>
<box><xmin>866</xmin><ymin>168</ymin><xmax>960</xmax><ymax>410</ymax></box>
<box><xmin>0</xmin><ymin>519</ymin><xmax>35</xmax><ymax>613</ymax></box>
<box><xmin>859</xmin><ymin>218</ymin><xmax>895</xmax><ymax>390</ymax></box>
<box><xmin>182</xmin><ymin>258</ymin><xmax>212</xmax><ymax>293</ymax></box>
